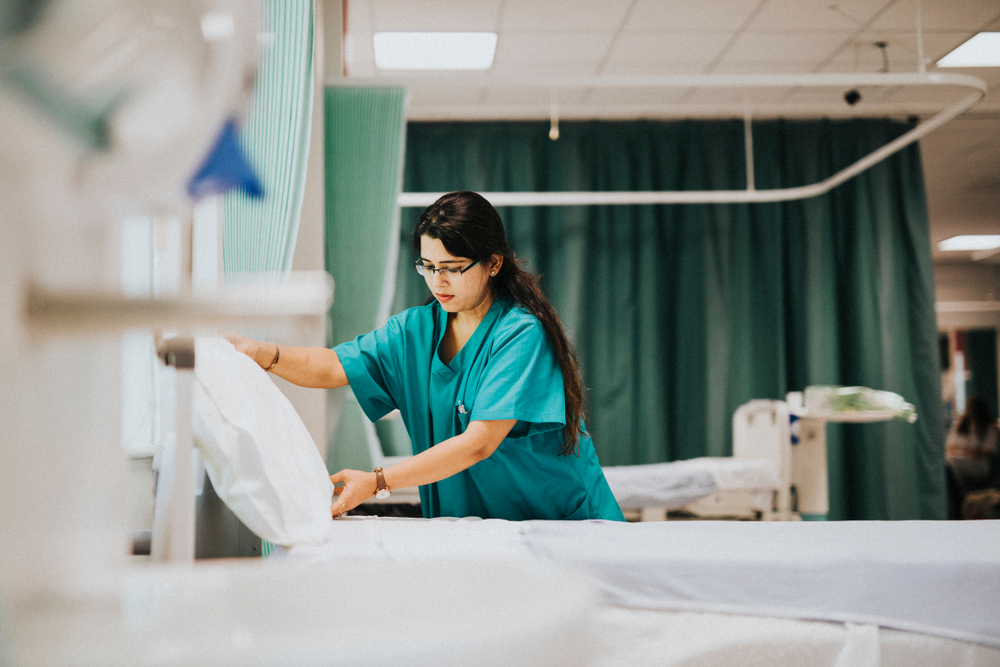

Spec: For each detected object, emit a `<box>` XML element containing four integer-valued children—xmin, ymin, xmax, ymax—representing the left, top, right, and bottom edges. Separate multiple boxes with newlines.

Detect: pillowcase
<box><xmin>192</xmin><ymin>337</ymin><xmax>333</xmax><ymax>546</ymax></box>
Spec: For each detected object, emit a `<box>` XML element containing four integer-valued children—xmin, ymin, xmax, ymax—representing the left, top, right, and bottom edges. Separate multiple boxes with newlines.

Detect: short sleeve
<box><xmin>334</xmin><ymin>316</ymin><xmax>405</xmax><ymax>422</ymax></box>
<box><xmin>470</xmin><ymin>315</ymin><xmax>565</xmax><ymax>436</ymax></box>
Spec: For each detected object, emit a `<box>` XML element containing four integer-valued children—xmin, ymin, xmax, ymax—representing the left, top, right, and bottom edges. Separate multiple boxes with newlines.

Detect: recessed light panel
<box><xmin>938</xmin><ymin>235</ymin><xmax>1000</xmax><ymax>251</ymax></box>
<box><xmin>374</xmin><ymin>32</ymin><xmax>497</xmax><ymax>70</ymax></box>
<box><xmin>937</xmin><ymin>33</ymin><xmax>1000</xmax><ymax>67</ymax></box>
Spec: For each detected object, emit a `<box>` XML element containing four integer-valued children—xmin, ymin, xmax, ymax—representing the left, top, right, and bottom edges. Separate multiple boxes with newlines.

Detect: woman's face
<box><xmin>418</xmin><ymin>235</ymin><xmax>499</xmax><ymax>316</ymax></box>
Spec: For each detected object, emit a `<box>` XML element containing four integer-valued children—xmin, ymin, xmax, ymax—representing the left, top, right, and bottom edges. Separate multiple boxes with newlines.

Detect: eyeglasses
<box><xmin>415</xmin><ymin>259</ymin><xmax>480</xmax><ymax>279</ymax></box>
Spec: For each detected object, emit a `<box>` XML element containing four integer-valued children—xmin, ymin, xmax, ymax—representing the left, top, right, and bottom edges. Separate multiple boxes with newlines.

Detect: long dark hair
<box><xmin>413</xmin><ymin>191</ymin><xmax>586</xmax><ymax>456</ymax></box>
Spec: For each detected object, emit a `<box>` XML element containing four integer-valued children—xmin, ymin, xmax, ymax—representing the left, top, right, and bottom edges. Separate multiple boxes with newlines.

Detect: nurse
<box><xmin>227</xmin><ymin>191</ymin><xmax>623</xmax><ymax>522</ymax></box>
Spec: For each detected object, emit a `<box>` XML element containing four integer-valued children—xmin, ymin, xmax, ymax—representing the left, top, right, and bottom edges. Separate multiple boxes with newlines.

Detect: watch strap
<box><xmin>374</xmin><ymin>467</ymin><xmax>390</xmax><ymax>497</ymax></box>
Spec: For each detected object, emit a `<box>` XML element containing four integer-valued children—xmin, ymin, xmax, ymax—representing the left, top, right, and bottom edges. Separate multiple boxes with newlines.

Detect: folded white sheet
<box><xmin>602</xmin><ymin>457</ymin><xmax>780</xmax><ymax>509</ymax></box>
<box><xmin>192</xmin><ymin>337</ymin><xmax>334</xmax><ymax>546</ymax></box>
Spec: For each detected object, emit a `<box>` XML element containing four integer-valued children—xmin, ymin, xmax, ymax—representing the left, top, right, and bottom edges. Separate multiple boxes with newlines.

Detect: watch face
<box><xmin>375</xmin><ymin>489</ymin><xmax>391</xmax><ymax>500</ymax></box>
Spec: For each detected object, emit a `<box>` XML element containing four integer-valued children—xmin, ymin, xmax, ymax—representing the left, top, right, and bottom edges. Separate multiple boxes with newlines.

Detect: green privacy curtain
<box><xmin>964</xmin><ymin>329</ymin><xmax>999</xmax><ymax>419</ymax></box>
<box><xmin>394</xmin><ymin>119</ymin><xmax>946</xmax><ymax>520</ymax></box>
<box><xmin>323</xmin><ymin>87</ymin><xmax>408</xmax><ymax>472</ymax></box>
<box><xmin>223</xmin><ymin>0</ymin><xmax>314</xmax><ymax>276</ymax></box>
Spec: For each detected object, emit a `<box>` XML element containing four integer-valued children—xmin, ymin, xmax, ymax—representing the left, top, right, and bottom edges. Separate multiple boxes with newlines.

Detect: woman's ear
<box><xmin>489</xmin><ymin>254</ymin><xmax>503</xmax><ymax>276</ymax></box>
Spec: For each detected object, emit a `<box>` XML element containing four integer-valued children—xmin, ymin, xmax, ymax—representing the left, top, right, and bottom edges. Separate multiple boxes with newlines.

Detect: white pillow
<box><xmin>192</xmin><ymin>337</ymin><xmax>333</xmax><ymax>546</ymax></box>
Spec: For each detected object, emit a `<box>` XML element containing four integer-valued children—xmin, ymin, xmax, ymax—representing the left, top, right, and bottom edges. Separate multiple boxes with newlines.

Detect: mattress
<box><xmin>277</xmin><ymin>517</ymin><xmax>1000</xmax><ymax>650</ymax></box>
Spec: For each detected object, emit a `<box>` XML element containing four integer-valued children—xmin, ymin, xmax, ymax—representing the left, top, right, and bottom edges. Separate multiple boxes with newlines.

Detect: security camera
<box><xmin>844</xmin><ymin>89</ymin><xmax>862</xmax><ymax>106</ymax></box>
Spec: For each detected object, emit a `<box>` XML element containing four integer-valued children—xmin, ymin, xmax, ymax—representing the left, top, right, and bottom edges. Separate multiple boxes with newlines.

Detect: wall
<box><xmin>935</xmin><ymin>263</ymin><xmax>1000</xmax><ymax>330</ymax></box>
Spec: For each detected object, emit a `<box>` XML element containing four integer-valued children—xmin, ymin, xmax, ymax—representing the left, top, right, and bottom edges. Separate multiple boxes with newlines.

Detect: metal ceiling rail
<box><xmin>391</xmin><ymin>72</ymin><xmax>987</xmax><ymax>207</ymax></box>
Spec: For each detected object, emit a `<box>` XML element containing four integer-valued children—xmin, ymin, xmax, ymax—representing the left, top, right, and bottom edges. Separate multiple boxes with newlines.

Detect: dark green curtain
<box><xmin>965</xmin><ymin>329</ymin><xmax>999</xmax><ymax>419</ymax></box>
<box><xmin>393</xmin><ymin>119</ymin><xmax>946</xmax><ymax>521</ymax></box>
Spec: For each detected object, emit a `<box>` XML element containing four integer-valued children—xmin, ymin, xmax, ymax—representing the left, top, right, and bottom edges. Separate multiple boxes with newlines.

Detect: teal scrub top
<box><xmin>334</xmin><ymin>298</ymin><xmax>625</xmax><ymax>522</ymax></box>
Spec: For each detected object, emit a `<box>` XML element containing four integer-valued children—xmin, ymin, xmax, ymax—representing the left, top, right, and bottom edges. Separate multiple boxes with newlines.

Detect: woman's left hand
<box><xmin>329</xmin><ymin>469</ymin><xmax>377</xmax><ymax>518</ymax></box>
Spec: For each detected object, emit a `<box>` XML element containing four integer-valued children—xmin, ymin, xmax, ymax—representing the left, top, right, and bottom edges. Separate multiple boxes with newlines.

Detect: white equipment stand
<box><xmin>787</xmin><ymin>392</ymin><xmax>899</xmax><ymax>519</ymax></box>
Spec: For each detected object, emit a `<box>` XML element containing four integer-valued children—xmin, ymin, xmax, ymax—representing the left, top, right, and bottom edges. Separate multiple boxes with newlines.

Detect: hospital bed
<box><xmin>604</xmin><ymin>393</ymin><xmax>910</xmax><ymax>522</ymax></box>
<box><xmin>603</xmin><ymin>400</ymin><xmax>791</xmax><ymax>521</ymax></box>
<box><xmin>273</xmin><ymin>516</ymin><xmax>1000</xmax><ymax>667</ymax></box>
<box><xmin>154</xmin><ymin>338</ymin><xmax>1000</xmax><ymax>667</ymax></box>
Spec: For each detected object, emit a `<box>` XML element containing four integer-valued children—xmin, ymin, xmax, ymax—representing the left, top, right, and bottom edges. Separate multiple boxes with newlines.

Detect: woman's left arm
<box><xmin>329</xmin><ymin>419</ymin><xmax>517</xmax><ymax>516</ymax></box>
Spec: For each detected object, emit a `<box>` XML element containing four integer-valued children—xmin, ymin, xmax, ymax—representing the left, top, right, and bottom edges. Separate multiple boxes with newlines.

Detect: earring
<box><xmin>491</xmin><ymin>271</ymin><xmax>496</xmax><ymax>275</ymax></box>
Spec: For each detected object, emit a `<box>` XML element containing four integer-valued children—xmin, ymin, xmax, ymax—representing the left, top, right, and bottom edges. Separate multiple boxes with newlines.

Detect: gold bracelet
<box><xmin>264</xmin><ymin>343</ymin><xmax>280</xmax><ymax>371</ymax></box>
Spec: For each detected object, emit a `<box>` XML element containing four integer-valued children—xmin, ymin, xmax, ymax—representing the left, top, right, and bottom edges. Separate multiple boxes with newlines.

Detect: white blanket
<box><xmin>602</xmin><ymin>457</ymin><xmax>781</xmax><ymax>509</ymax></box>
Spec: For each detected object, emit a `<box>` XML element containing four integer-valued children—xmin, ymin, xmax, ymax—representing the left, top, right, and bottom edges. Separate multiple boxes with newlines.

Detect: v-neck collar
<box><xmin>433</xmin><ymin>299</ymin><xmax>504</xmax><ymax>375</ymax></box>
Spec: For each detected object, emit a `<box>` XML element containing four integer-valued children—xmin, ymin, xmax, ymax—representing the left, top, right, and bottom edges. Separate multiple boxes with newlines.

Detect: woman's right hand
<box><xmin>221</xmin><ymin>331</ymin><xmax>274</xmax><ymax>369</ymax></box>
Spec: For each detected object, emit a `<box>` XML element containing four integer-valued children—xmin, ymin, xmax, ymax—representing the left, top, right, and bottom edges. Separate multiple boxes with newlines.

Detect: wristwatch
<box><xmin>374</xmin><ymin>467</ymin><xmax>391</xmax><ymax>500</ymax></box>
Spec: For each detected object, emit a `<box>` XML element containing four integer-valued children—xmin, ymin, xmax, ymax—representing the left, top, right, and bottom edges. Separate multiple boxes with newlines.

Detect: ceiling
<box><xmin>338</xmin><ymin>0</ymin><xmax>1000</xmax><ymax>264</ymax></box>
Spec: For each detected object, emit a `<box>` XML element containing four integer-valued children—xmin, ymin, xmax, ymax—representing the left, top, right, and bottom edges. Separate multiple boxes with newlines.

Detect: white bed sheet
<box><xmin>602</xmin><ymin>457</ymin><xmax>780</xmax><ymax>509</ymax></box>
<box><xmin>277</xmin><ymin>517</ymin><xmax>1000</xmax><ymax>650</ymax></box>
<box><xmin>592</xmin><ymin>607</ymin><xmax>1000</xmax><ymax>667</ymax></box>
<box><xmin>523</xmin><ymin>519</ymin><xmax>1000</xmax><ymax>648</ymax></box>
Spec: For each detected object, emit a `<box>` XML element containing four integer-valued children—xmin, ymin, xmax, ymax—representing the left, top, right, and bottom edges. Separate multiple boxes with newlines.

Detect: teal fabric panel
<box><xmin>323</xmin><ymin>86</ymin><xmax>407</xmax><ymax>472</ymax></box>
<box><xmin>395</xmin><ymin>119</ymin><xmax>945</xmax><ymax>520</ymax></box>
<box><xmin>223</xmin><ymin>0</ymin><xmax>315</xmax><ymax>276</ymax></box>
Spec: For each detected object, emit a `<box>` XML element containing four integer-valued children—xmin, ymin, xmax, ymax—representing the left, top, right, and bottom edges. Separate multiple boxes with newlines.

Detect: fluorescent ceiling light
<box><xmin>938</xmin><ymin>235</ymin><xmax>1000</xmax><ymax>251</ymax></box>
<box><xmin>937</xmin><ymin>33</ymin><xmax>1000</xmax><ymax>67</ymax></box>
<box><xmin>374</xmin><ymin>32</ymin><xmax>497</xmax><ymax>70</ymax></box>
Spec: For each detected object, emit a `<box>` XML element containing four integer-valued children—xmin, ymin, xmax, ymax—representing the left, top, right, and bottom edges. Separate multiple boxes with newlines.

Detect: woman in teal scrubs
<box><xmin>227</xmin><ymin>191</ymin><xmax>623</xmax><ymax>522</ymax></box>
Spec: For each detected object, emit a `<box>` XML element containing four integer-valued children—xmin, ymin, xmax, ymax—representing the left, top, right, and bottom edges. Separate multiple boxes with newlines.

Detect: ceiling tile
<box><xmin>599</xmin><ymin>61</ymin><xmax>713</xmax><ymax>75</ymax></box>
<box><xmin>371</xmin><ymin>0</ymin><xmax>502</xmax><ymax>31</ymax></box>
<box><xmin>494</xmin><ymin>32</ymin><xmax>614</xmax><ymax>66</ymax></box>
<box><xmin>710</xmin><ymin>61</ymin><xmax>819</xmax><ymax>74</ymax></box>
<box><xmin>488</xmin><ymin>61</ymin><xmax>600</xmax><ymax>78</ymax></box>
<box><xmin>346</xmin><ymin>0</ymin><xmax>374</xmax><ymax>32</ymax></box>
<box><xmin>823</xmin><ymin>32</ymin><xmax>961</xmax><ymax>72</ymax></box>
<box><xmin>483</xmin><ymin>85</ymin><xmax>588</xmax><ymax>106</ymax></box>
<box><xmin>405</xmin><ymin>85</ymin><xmax>487</xmax><ymax>106</ymax></box>
<box><xmin>871</xmin><ymin>0</ymin><xmax>1000</xmax><ymax>32</ymax></box>
<box><xmin>500</xmin><ymin>0</ymin><xmax>632</xmax><ymax>32</ymax></box>
<box><xmin>584</xmin><ymin>86</ymin><xmax>691</xmax><ymax>106</ymax></box>
<box><xmin>606</xmin><ymin>32</ymin><xmax>733</xmax><ymax>64</ymax></box>
<box><xmin>744</xmin><ymin>0</ymin><xmax>875</xmax><ymax>31</ymax></box>
<box><xmin>721</xmin><ymin>31</ymin><xmax>853</xmax><ymax>66</ymax></box>
<box><xmin>624</xmin><ymin>0</ymin><xmax>761</xmax><ymax>32</ymax></box>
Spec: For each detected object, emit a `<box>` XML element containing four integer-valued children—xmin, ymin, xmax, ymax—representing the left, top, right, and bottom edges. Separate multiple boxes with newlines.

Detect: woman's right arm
<box><xmin>222</xmin><ymin>332</ymin><xmax>348</xmax><ymax>389</ymax></box>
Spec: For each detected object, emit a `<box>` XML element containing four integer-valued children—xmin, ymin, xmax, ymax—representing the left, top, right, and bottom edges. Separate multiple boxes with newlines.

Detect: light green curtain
<box><xmin>223</xmin><ymin>0</ymin><xmax>314</xmax><ymax>276</ymax></box>
<box><xmin>394</xmin><ymin>119</ymin><xmax>946</xmax><ymax>520</ymax></box>
<box><xmin>323</xmin><ymin>87</ymin><xmax>407</xmax><ymax>472</ymax></box>
<box><xmin>216</xmin><ymin>0</ymin><xmax>314</xmax><ymax>559</ymax></box>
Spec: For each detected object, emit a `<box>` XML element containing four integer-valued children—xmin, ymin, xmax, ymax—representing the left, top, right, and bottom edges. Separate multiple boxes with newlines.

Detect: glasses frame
<box><xmin>414</xmin><ymin>258</ymin><xmax>481</xmax><ymax>279</ymax></box>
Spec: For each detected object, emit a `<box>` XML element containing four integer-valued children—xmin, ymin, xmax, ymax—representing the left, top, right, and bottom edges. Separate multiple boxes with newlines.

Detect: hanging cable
<box><xmin>549</xmin><ymin>90</ymin><xmax>559</xmax><ymax>141</ymax></box>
